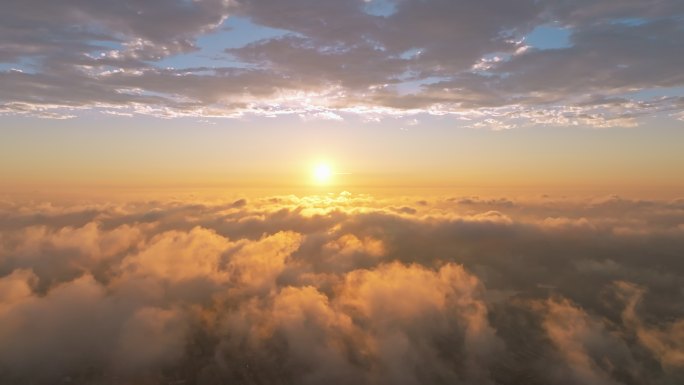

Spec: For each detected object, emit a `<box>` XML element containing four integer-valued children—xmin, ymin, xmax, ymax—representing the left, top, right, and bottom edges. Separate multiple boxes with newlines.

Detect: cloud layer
<box><xmin>1</xmin><ymin>193</ymin><xmax>683</xmax><ymax>384</ymax></box>
<box><xmin>1</xmin><ymin>0</ymin><xmax>683</xmax><ymax>126</ymax></box>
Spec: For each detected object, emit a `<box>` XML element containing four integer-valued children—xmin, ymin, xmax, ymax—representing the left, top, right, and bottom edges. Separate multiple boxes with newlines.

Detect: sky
<box><xmin>1</xmin><ymin>0</ymin><xmax>684</xmax><ymax>195</ymax></box>
<box><xmin>1</xmin><ymin>2</ymin><xmax>684</xmax><ymax>385</ymax></box>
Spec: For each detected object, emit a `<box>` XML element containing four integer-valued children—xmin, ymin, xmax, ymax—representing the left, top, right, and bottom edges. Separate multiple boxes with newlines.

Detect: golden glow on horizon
<box><xmin>313</xmin><ymin>163</ymin><xmax>332</xmax><ymax>184</ymax></box>
<box><xmin>2</xmin><ymin>120</ymin><xmax>684</xmax><ymax>198</ymax></box>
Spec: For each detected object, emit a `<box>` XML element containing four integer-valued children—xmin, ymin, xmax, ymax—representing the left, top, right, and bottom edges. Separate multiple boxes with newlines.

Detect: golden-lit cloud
<box><xmin>0</xmin><ymin>193</ymin><xmax>683</xmax><ymax>383</ymax></box>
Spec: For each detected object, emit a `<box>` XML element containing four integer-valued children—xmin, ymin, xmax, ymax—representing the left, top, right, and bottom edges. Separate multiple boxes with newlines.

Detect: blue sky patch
<box><xmin>525</xmin><ymin>25</ymin><xmax>572</xmax><ymax>50</ymax></box>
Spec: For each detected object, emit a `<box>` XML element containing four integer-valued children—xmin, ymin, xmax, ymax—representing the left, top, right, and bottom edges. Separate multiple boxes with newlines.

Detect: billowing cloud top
<box><xmin>1</xmin><ymin>0</ymin><xmax>683</xmax><ymax>127</ymax></box>
<box><xmin>1</xmin><ymin>192</ymin><xmax>684</xmax><ymax>384</ymax></box>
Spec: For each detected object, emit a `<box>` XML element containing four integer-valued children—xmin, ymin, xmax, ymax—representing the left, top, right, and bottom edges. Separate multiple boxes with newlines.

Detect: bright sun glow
<box><xmin>313</xmin><ymin>163</ymin><xmax>332</xmax><ymax>184</ymax></box>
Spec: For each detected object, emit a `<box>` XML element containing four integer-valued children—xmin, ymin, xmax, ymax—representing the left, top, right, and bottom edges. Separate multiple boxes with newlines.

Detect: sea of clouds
<box><xmin>0</xmin><ymin>192</ymin><xmax>683</xmax><ymax>384</ymax></box>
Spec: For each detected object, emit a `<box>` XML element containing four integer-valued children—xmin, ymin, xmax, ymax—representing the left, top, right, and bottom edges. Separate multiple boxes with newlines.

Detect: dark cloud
<box><xmin>0</xmin><ymin>193</ymin><xmax>683</xmax><ymax>384</ymax></box>
<box><xmin>0</xmin><ymin>0</ymin><xmax>230</xmax><ymax>62</ymax></box>
<box><xmin>492</xmin><ymin>19</ymin><xmax>684</xmax><ymax>98</ymax></box>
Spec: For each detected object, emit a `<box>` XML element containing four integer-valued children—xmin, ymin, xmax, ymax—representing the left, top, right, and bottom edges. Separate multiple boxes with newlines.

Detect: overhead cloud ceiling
<box><xmin>1</xmin><ymin>0</ymin><xmax>683</xmax><ymax>127</ymax></box>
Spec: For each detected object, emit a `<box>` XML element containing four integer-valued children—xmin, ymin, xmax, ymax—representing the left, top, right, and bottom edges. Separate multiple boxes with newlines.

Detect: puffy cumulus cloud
<box><xmin>0</xmin><ymin>221</ymin><xmax>145</xmax><ymax>291</ymax></box>
<box><xmin>336</xmin><ymin>262</ymin><xmax>501</xmax><ymax>384</ymax></box>
<box><xmin>0</xmin><ymin>192</ymin><xmax>684</xmax><ymax>383</ymax></box>
<box><xmin>119</xmin><ymin>226</ymin><xmax>232</xmax><ymax>283</ymax></box>
<box><xmin>1</xmin><ymin>0</ymin><xmax>683</xmax><ymax>126</ymax></box>
<box><xmin>226</xmin><ymin>231</ymin><xmax>302</xmax><ymax>293</ymax></box>
<box><xmin>217</xmin><ymin>262</ymin><xmax>498</xmax><ymax>385</ymax></box>
<box><xmin>216</xmin><ymin>285</ymin><xmax>365</xmax><ymax>384</ymax></box>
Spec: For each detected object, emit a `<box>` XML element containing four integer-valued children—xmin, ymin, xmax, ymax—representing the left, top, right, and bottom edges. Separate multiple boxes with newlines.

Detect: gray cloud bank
<box><xmin>0</xmin><ymin>0</ymin><xmax>683</xmax><ymax>126</ymax></box>
<box><xmin>0</xmin><ymin>193</ymin><xmax>683</xmax><ymax>384</ymax></box>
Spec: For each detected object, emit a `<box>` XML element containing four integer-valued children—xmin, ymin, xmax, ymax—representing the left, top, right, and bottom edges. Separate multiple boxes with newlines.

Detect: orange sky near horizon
<box><xmin>2</xmin><ymin>116</ymin><xmax>683</xmax><ymax>199</ymax></box>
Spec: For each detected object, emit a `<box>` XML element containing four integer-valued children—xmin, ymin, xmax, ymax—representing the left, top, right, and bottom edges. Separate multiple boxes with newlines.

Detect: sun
<box><xmin>313</xmin><ymin>163</ymin><xmax>332</xmax><ymax>184</ymax></box>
